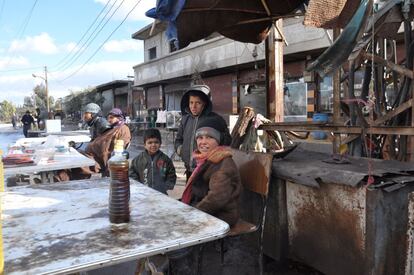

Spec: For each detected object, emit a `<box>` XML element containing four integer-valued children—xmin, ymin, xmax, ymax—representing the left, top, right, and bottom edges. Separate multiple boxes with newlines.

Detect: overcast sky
<box><xmin>0</xmin><ymin>0</ymin><xmax>156</xmax><ymax>106</ymax></box>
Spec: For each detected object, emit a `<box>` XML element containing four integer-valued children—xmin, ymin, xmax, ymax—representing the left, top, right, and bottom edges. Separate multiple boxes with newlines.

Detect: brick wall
<box><xmin>203</xmin><ymin>74</ymin><xmax>234</xmax><ymax>122</ymax></box>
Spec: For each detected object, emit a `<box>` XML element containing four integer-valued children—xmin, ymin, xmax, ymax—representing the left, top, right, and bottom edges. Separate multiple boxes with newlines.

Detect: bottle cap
<box><xmin>114</xmin><ymin>139</ymin><xmax>124</xmax><ymax>151</ymax></box>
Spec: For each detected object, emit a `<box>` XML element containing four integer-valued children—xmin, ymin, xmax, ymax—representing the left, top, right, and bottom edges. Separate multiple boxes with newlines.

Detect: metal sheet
<box><xmin>2</xmin><ymin>178</ymin><xmax>229</xmax><ymax>275</ymax></box>
<box><xmin>273</xmin><ymin>147</ymin><xmax>414</xmax><ymax>187</ymax></box>
<box><xmin>286</xmin><ymin>181</ymin><xmax>367</xmax><ymax>275</ymax></box>
<box><xmin>404</xmin><ymin>192</ymin><xmax>414</xmax><ymax>275</ymax></box>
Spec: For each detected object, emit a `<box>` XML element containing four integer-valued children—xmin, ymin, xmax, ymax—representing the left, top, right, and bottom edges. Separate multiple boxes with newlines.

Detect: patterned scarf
<box><xmin>181</xmin><ymin>146</ymin><xmax>232</xmax><ymax>204</ymax></box>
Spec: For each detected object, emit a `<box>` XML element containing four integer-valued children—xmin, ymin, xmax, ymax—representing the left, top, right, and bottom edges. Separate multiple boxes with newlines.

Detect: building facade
<box><xmin>131</xmin><ymin>17</ymin><xmax>335</xmax><ymax>123</ymax></box>
<box><xmin>95</xmin><ymin>80</ymin><xmax>144</xmax><ymax>119</ymax></box>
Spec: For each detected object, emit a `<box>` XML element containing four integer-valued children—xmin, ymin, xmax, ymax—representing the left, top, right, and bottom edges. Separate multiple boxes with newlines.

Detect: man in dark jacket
<box><xmin>175</xmin><ymin>85</ymin><xmax>231</xmax><ymax>179</ymax></box>
<box><xmin>82</xmin><ymin>103</ymin><xmax>111</xmax><ymax>141</ymax></box>
<box><xmin>21</xmin><ymin>110</ymin><xmax>35</xmax><ymax>137</ymax></box>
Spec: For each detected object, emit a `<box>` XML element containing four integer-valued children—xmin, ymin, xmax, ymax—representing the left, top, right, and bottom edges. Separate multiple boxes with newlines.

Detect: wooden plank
<box><xmin>341</xmin><ymin>99</ymin><xmax>413</xmax><ymax>144</ymax></box>
<box><xmin>274</xmin><ymin>20</ymin><xmax>284</xmax><ymax>122</ymax></box>
<box><xmin>260</xmin><ymin>123</ymin><xmax>414</xmax><ymax>135</ymax></box>
<box><xmin>332</xmin><ymin>28</ymin><xmax>341</xmax><ymax>154</ymax></box>
<box><xmin>363</xmin><ymin>52</ymin><xmax>414</xmax><ymax>79</ymax></box>
<box><xmin>373</xmin><ymin>99</ymin><xmax>413</xmax><ymax>125</ymax></box>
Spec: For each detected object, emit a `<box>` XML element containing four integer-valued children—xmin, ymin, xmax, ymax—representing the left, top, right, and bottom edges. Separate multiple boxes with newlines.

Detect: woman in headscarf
<box><xmin>107</xmin><ymin>108</ymin><xmax>125</xmax><ymax>128</ymax></box>
<box><xmin>55</xmin><ymin>108</ymin><xmax>131</xmax><ymax>181</ymax></box>
<box><xmin>84</xmin><ymin>108</ymin><xmax>131</xmax><ymax>176</ymax></box>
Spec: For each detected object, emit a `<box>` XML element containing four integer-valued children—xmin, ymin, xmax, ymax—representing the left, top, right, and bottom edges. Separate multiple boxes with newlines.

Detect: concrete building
<box><xmin>131</xmin><ymin>17</ymin><xmax>335</xmax><ymax>123</ymax></box>
<box><xmin>95</xmin><ymin>80</ymin><xmax>144</xmax><ymax>119</ymax></box>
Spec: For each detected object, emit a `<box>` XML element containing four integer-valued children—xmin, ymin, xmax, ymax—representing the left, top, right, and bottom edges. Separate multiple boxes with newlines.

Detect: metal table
<box><xmin>14</xmin><ymin>134</ymin><xmax>91</xmax><ymax>147</ymax></box>
<box><xmin>4</xmin><ymin>147</ymin><xmax>95</xmax><ymax>183</ymax></box>
<box><xmin>2</xmin><ymin>178</ymin><xmax>230</xmax><ymax>274</ymax></box>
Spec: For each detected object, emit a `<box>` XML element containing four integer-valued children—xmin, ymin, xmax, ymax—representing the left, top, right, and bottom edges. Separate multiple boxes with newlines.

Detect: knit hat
<box><xmin>195</xmin><ymin>117</ymin><xmax>227</xmax><ymax>144</ymax></box>
<box><xmin>83</xmin><ymin>103</ymin><xmax>101</xmax><ymax>114</ymax></box>
<box><xmin>143</xmin><ymin>128</ymin><xmax>162</xmax><ymax>143</ymax></box>
<box><xmin>108</xmin><ymin>108</ymin><xmax>124</xmax><ymax>119</ymax></box>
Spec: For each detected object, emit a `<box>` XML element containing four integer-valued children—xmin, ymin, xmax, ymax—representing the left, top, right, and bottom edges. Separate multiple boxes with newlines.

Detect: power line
<box><xmin>52</xmin><ymin>0</ymin><xmax>112</xmax><ymax>69</ymax></box>
<box><xmin>53</xmin><ymin>0</ymin><xmax>123</xmax><ymax>72</ymax></box>
<box><xmin>60</xmin><ymin>0</ymin><xmax>142</xmax><ymax>82</ymax></box>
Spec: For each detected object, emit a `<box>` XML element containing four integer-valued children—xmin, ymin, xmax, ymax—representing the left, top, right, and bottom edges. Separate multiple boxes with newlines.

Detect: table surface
<box><xmin>2</xmin><ymin>178</ymin><xmax>229</xmax><ymax>275</ymax></box>
<box><xmin>14</xmin><ymin>134</ymin><xmax>91</xmax><ymax>147</ymax></box>
<box><xmin>4</xmin><ymin>147</ymin><xmax>95</xmax><ymax>176</ymax></box>
<box><xmin>42</xmin><ymin>130</ymin><xmax>90</xmax><ymax>136</ymax></box>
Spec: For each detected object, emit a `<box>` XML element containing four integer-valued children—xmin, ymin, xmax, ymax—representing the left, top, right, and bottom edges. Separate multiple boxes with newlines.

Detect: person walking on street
<box><xmin>175</xmin><ymin>84</ymin><xmax>231</xmax><ymax>180</ymax></box>
<box><xmin>21</xmin><ymin>111</ymin><xmax>35</xmax><ymax>137</ymax></box>
<box><xmin>11</xmin><ymin>113</ymin><xmax>17</xmax><ymax>129</ymax></box>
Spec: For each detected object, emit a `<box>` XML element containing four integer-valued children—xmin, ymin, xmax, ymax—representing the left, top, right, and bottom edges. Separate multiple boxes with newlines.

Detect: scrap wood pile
<box><xmin>304</xmin><ymin>0</ymin><xmax>414</xmax><ymax>161</ymax></box>
<box><xmin>231</xmin><ymin>107</ymin><xmax>297</xmax><ymax>157</ymax></box>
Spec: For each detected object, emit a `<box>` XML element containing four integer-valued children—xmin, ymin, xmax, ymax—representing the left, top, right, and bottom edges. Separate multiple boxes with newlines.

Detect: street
<box><xmin>0</xmin><ymin>123</ymin><xmax>186</xmax><ymax>198</ymax></box>
<box><xmin>0</xmin><ymin>124</ymin><xmax>24</xmax><ymax>154</ymax></box>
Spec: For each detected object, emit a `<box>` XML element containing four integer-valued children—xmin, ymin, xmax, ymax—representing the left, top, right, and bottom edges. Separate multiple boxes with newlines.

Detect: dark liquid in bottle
<box><xmin>109</xmin><ymin>160</ymin><xmax>130</xmax><ymax>224</ymax></box>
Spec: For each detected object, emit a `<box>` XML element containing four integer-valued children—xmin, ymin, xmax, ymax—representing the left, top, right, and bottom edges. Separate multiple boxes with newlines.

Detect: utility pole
<box><xmin>44</xmin><ymin>66</ymin><xmax>49</xmax><ymax>113</ymax></box>
<box><xmin>32</xmin><ymin>66</ymin><xmax>49</xmax><ymax>113</ymax></box>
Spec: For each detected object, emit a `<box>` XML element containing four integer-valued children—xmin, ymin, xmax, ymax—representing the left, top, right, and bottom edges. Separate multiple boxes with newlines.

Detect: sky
<box><xmin>0</xmin><ymin>0</ymin><xmax>156</xmax><ymax>106</ymax></box>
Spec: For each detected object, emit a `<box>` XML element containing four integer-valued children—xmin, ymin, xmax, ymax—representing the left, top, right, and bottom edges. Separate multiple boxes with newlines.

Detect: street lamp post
<box><xmin>32</xmin><ymin>66</ymin><xmax>49</xmax><ymax>113</ymax></box>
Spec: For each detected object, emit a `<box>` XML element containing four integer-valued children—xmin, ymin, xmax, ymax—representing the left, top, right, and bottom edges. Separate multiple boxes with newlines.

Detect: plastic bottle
<box><xmin>108</xmin><ymin>139</ymin><xmax>130</xmax><ymax>224</ymax></box>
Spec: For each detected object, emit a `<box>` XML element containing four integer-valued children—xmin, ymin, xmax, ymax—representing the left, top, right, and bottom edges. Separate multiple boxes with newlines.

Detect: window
<box><xmin>320</xmin><ymin>75</ymin><xmax>333</xmax><ymax>112</ymax></box>
<box><xmin>148</xmin><ymin>47</ymin><xmax>157</xmax><ymax>60</ymax></box>
<box><xmin>169</xmin><ymin>40</ymin><xmax>178</xmax><ymax>53</ymax></box>
<box><xmin>284</xmin><ymin>82</ymin><xmax>307</xmax><ymax>121</ymax></box>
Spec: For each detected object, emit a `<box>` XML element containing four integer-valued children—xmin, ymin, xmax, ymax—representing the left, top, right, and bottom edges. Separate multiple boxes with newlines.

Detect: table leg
<box><xmin>41</xmin><ymin>172</ymin><xmax>48</xmax><ymax>183</ymax></box>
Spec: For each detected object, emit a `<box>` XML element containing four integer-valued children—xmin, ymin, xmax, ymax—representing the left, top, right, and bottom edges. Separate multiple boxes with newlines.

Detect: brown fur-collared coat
<box><xmin>189</xmin><ymin>148</ymin><xmax>242</xmax><ymax>226</ymax></box>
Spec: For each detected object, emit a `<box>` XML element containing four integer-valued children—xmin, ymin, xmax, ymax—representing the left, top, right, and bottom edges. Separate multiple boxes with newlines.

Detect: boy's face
<box><xmin>189</xmin><ymin>95</ymin><xmax>205</xmax><ymax>116</ymax></box>
<box><xmin>144</xmin><ymin>137</ymin><xmax>161</xmax><ymax>155</ymax></box>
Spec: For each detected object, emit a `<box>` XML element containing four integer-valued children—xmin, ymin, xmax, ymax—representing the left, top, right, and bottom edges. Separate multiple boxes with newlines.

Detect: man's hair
<box><xmin>187</xmin><ymin>91</ymin><xmax>207</xmax><ymax>104</ymax></box>
<box><xmin>143</xmin><ymin>128</ymin><xmax>162</xmax><ymax>144</ymax></box>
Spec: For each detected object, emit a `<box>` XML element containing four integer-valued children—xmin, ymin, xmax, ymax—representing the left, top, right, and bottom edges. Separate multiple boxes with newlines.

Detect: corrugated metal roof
<box><xmin>273</xmin><ymin>146</ymin><xmax>414</xmax><ymax>188</ymax></box>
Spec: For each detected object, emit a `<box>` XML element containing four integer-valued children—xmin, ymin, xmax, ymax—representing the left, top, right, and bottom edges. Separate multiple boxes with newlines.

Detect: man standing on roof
<box><xmin>175</xmin><ymin>84</ymin><xmax>232</xmax><ymax>179</ymax></box>
<box><xmin>82</xmin><ymin>103</ymin><xmax>111</xmax><ymax>141</ymax></box>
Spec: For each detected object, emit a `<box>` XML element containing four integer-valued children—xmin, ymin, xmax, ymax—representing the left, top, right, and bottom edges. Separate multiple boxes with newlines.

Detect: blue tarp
<box><xmin>146</xmin><ymin>0</ymin><xmax>186</xmax><ymax>49</ymax></box>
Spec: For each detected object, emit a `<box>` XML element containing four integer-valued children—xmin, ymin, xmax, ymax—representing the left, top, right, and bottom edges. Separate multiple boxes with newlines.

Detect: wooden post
<box><xmin>332</xmin><ymin>28</ymin><xmax>341</xmax><ymax>154</ymax></box>
<box><xmin>410</xmin><ymin>85</ymin><xmax>414</xmax><ymax>161</ymax></box>
<box><xmin>266</xmin><ymin>19</ymin><xmax>284</xmax><ymax>122</ymax></box>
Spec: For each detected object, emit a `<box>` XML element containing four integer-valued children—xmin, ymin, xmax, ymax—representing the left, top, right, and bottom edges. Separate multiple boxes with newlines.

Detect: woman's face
<box><xmin>196</xmin><ymin>135</ymin><xmax>219</xmax><ymax>153</ymax></box>
<box><xmin>107</xmin><ymin>115</ymin><xmax>120</xmax><ymax>126</ymax></box>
